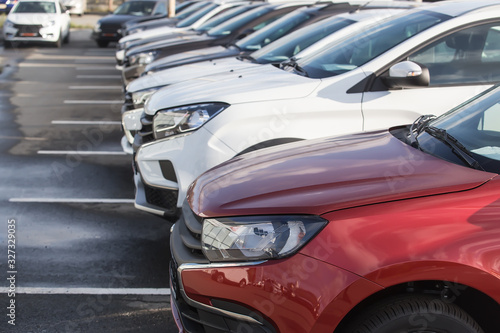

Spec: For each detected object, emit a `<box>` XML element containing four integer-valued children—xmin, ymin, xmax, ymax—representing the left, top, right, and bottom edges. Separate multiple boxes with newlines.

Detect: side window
<box><xmin>408</xmin><ymin>23</ymin><xmax>500</xmax><ymax>86</ymax></box>
<box><xmin>153</xmin><ymin>2</ymin><xmax>166</xmax><ymax>16</ymax></box>
<box><xmin>479</xmin><ymin>102</ymin><xmax>500</xmax><ymax>132</ymax></box>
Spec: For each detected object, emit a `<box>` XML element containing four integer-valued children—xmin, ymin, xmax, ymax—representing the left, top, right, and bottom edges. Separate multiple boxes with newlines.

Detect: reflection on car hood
<box><xmin>8</xmin><ymin>13</ymin><xmax>59</xmax><ymax>24</ymax></box>
<box><xmin>144</xmin><ymin>64</ymin><xmax>320</xmax><ymax>115</ymax></box>
<box><xmin>126</xmin><ymin>33</ymin><xmax>212</xmax><ymax>56</ymax></box>
<box><xmin>189</xmin><ymin>130</ymin><xmax>496</xmax><ymax>217</ymax></box>
<box><xmin>99</xmin><ymin>14</ymin><xmax>140</xmax><ymax>25</ymax></box>
<box><xmin>144</xmin><ymin>45</ymin><xmax>237</xmax><ymax>72</ymax></box>
<box><xmin>129</xmin><ymin>57</ymin><xmax>257</xmax><ymax>93</ymax></box>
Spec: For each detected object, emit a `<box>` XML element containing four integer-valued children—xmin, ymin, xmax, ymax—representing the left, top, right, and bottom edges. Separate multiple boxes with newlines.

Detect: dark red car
<box><xmin>170</xmin><ymin>85</ymin><xmax>500</xmax><ymax>333</ymax></box>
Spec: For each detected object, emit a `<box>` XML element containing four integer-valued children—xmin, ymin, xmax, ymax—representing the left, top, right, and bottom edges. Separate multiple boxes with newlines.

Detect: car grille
<box><xmin>170</xmin><ymin>201</ymin><xmax>277</xmax><ymax>333</ymax></box>
<box><xmin>14</xmin><ymin>24</ymin><xmax>42</xmax><ymax>36</ymax></box>
<box><xmin>143</xmin><ymin>183</ymin><xmax>178</xmax><ymax>215</ymax></box>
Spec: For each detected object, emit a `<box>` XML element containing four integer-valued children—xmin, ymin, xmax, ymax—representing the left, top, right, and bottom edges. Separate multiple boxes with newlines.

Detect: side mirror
<box><xmin>383</xmin><ymin>61</ymin><xmax>430</xmax><ymax>89</ymax></box>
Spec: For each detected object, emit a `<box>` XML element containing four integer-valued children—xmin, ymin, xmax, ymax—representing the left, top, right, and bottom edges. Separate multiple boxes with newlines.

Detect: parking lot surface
<box><xmin>0</xmin><ymin>28</ymin><xmax>178</xmax><ymax>332</ymax></box>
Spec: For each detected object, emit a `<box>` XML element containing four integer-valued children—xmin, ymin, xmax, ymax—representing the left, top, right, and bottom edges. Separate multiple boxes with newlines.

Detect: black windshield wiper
<box><xmin>409</xmin><ymin>114</ymin><xmax>435</xmax><ymax>148</ymax></box>
<box><xmin>236</xmin><ymin>53</ymin><xmax>257</xmax><ymax>63</ymax></box>
<box><xmin>280</xmin><ymin>58</ymin><xmax>308</xmax><ymax>77</ymax></box>
<box><xmin>424</xmin><ymin>126</ymin><xmax>484</xmax><ymax>171</ymax></box>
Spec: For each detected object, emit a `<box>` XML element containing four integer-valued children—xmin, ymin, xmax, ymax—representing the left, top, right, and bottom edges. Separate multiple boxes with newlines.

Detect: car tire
<box><xmin>63</xmin><ymin>30</ymin><xmax>70</xmax><ymax>44</ymax></box>
<box><xmin>341</xmin><ymin>295</ymin><xmax>484</xmax><ymax>333</ymax></box>
<box><xmin>96</xmin><ymin>40</ymin><xmax>109</xmax><ymax>48</ymax></box>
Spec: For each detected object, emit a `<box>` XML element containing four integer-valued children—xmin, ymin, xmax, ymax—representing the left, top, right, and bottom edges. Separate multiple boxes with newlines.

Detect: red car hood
<box><xmin>189</xmin><ymin>130</ymin><xmax>496</xmax><ymax>217</ymax></box>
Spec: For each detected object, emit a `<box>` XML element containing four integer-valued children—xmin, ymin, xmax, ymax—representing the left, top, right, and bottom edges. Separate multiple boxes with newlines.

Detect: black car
<box><xmin>91</xmin><ymin>0</ymin><xmax>169</xmax><ymax>48</ymax></box>
<box><xmin>121</xmin><ymin>1</ymin><xmax>312</xmax><ymax>84</ymax></box>
<box><xmin>121</xmin><ymin>0</ymin><xmax>210</xmax><ymax>36</ymax></box>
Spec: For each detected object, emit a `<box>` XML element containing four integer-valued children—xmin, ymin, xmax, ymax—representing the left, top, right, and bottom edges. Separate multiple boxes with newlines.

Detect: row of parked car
<box><xmin>100</xmin><ymin>0</ymin><xmax>500</xmax><ymax>332</ymax></box>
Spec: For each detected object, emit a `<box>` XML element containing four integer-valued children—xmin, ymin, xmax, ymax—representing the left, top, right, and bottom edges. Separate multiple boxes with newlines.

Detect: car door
<box><xmin>361</xmin><ymin>21</ymin><xmax>500</xmax><ymax>130</ymax></box>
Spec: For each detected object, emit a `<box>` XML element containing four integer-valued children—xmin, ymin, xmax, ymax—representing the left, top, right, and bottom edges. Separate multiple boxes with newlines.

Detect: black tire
<box><xmin>96</xmin><ymin>40</ymin><xmax>109</xmax><ymax>48</ymax></box>
<box><xmin>341</xmin><ymin>295</ymin><xmax>484</xmax><ymax>333</ymax></box>
<box><xmin>63</xmin><ymin>30</ymin><xmax>70</xmax><ymax>44</ymax></box>
<box><xmin>3</xmin><ymin>41</ymin><xmax>12</xmax><ymax>48</ymax></box>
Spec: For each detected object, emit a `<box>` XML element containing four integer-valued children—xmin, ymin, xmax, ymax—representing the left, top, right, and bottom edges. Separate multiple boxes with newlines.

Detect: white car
<box><xmin>121</xmin><ymin>8</ymin><xmax>406</xmax><ymax>153</ymax></box>
<box><xmin>61</xmin><ymin>0</ymin><xmax>84</xmax><ymax>16</ymax></box>
<box><xmin>134</xmin><ymin>0</ymin><xmax>500</xmax><ymax>217</ymax></box>
<box><xmin>3</xmin><ymin>0</ymin><xmax>71</xmax><ymax>47</ymax></box>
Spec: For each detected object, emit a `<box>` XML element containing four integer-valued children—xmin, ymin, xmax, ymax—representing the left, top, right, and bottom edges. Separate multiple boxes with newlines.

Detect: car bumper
<box><xmin>3</xmin><ymin>25</ymin><xmax>61</xmax><ymax>42</ymax></box>
<box><xmin>91</xmin><ymin>31</ymin><xmax>121</xmax><ymax>42</ymax></box>
<box><xmin>134</xmin><ymin>128</ymin><xmax>236</xmax><ymax>215</ymax></box>
<box><xmin>170</xmin><ymin>212</ymin><xmax>383</xmax><ymax>333</ymax></box>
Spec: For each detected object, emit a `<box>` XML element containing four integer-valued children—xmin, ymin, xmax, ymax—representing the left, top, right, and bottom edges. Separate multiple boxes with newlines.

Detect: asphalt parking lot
<box><xmin>0</xmin><ymin>23</ymin><xmax>178</xmax><ymax>332</ymax></box>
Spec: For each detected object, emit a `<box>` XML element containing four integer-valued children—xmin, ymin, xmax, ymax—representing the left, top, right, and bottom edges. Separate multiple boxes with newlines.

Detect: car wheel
<box><xmin>96</xmin><ymin>40</ymin><xmax>109</xmax><ymax>48</ymax></box>
<box><xmin>63</xmin><ymin>30</ymin><xmax>70</xmax><ymax>44</ymax></box>
<box><xmin>341</xmin><ymin>295</ymin><xmax>483</xmax><ymax>333</ymax></box>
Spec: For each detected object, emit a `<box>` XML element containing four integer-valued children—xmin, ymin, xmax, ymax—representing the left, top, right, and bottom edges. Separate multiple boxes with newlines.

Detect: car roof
<box><xmin>421</xmin><ymin>0</ymin><xmax>500</xmax><ymax>17</ymax></box>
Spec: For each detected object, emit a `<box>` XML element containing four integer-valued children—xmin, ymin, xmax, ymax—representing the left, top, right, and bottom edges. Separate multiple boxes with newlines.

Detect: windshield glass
<box><xmin>13</xmin><ymin>1</ymin><xmax>56</xmax><ymax>13</ymax></box>
<box><xmin>207</xmin><ymin>5</ymin><xmax>273</xmax><ymax>37</ymax></box>
<box><xmin>252</xmin><ymin>16</ymin><xmax>354</xmax><ymax>64</ymax></box>
<box><xmin>175</xmin><ymin>1</ymin><xmax>211</xmax><ymax>20</ymax></box>
<box><xmin>113</xmin><ymin>1</ymin><xmax>156</xmax><ymax>16</ymax></box>
<box><xmin>196</xmin><ymin>5</ymin><xmax>255</xmax><ymax>32</ymax></box>
<box><xmin>416</xmin><ymin>86</ymin><xmax>500</xmax><ymax>173</ymax></box>
<box><xmin>298</xmin><ymin>10</ymin><xmax>450</xmax><ymax>79</ymax></box>
<box><xmin>176</xmin><ymin>2</ymin><xmax>218</xmax><ymax>28</ymax></box>
<box><xmin>236</xmin><ymin>10</ymin><xmax>311</xmax><ymax>51</ymax></box>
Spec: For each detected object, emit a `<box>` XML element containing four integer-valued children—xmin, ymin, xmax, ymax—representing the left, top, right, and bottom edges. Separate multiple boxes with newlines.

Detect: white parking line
<box><xmin>76</xmin><ymin>75</ymin><xmax>122</xmax><ymax>79</ymax></box>
<box><xmin>37</xmin><ymin>150</ymin><xmax>127</xmax><ymax>155</ymax></box>
<box><xmin>9</xmin><ymin>198</ymin><xmax>134</xmax><ymax>203</ymax></box>
<box><xmin>52</xmin><ymin>120</ymin><xmax>122</xmax><ymax>125</ymax></box>
<box><xmin>69</xmin><ymin>85</ymin><xmax>122</xmax><ymax>90</ymax></box>
<box><xmin>0</xmin><ymin>287</ymin><xmax>170</xmax><ymax>295</ymax></box>
<box><xmin>64</xmin><ymin>100</ymin><xmax>123</xmax><ymax>104</ymax></box>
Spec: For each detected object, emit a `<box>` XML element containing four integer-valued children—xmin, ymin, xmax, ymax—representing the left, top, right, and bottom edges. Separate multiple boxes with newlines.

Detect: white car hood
<box><xmin>8</xmin><ymin>13</ymin><xmax>58</xmax><ymax>25</ymax></box>
<box><xmin>145</xmin><ymin>64</ymin><xmax>321</xmax><ymax>115</ymax></box>
<box><xmin>128</xmin><ymin>57</ymin><xmax>259</xmax><ymax>93</ymax></box>
<box><xmin>119</xmin><ymin>26</ymin><xmax>187</xmax><ymax>44</ymax></box>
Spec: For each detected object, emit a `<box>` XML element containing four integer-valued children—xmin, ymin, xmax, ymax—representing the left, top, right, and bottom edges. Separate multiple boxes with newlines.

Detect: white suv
<box><xmin>134</xmin><ymin>0</ymin><xmax>500</xmax><ymax>217</ymax></box>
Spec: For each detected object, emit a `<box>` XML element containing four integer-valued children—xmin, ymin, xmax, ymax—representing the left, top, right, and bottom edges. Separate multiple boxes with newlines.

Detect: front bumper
<box><xmin>169</xmin><ymin>206</ymin><xmax>382</xmax><ymax>333</ymax></box>
<box><xmin>3</xmin><ymin>24</ymin><xmax>61</xmax><ymax>43</ymax></box>
<box><xmin>134</xmin><ymin>127</ymin><xmax>236</xmax><ymax>215</ymax></box>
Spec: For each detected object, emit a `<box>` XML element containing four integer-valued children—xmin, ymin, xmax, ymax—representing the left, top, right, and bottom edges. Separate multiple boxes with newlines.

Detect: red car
<box><xmin>170</xmin><ymin>85</ymin><xmax>500</xmax><ymax>333</ymax></box>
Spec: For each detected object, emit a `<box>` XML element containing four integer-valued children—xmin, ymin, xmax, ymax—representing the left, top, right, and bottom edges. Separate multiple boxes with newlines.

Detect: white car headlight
<box><xmin>132</xmin><ymin>88</ymin><xmax>159</xmax><ymax>107</ymax></box>
<box><xmin>202</xmin><ymin>215</ymin><xmax>327</xmax><ymax>262</ymax></box>
<box><xmin>153</xmin><ymin>103</ymin><xmax>229</xmax><ymax>139</ymax></box>
<box><xmin>42</xmin><ymin>20</ymin><xmax>56</xmax><ymax>28</ymax></box>
<box><xmin>122</xmin><ymin>108</ymin><xmax>144</xmax><ymax>144</ymax></box>
<box><xmin>94</xmin><ymin>22</ymin><xmax>101</xmax><ymax>32</ymax></box>
<box><xmin>129</xmin><ymin>51</ymin><xmax>159</xmax><ymax>66</ymax></box>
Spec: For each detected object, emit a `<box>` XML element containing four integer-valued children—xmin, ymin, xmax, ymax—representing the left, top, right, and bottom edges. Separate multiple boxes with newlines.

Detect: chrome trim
<box><xmin>175</xmin><ymin>260</ymin><xmax>268</xmax><ymax>326</ymax></box>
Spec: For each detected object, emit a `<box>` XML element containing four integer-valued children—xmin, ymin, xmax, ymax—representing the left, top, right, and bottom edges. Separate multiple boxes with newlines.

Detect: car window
<box><xmin>14</xmin><ymin>1</ymin><xmax>56</xmax><ymax>13</ymax></box>
<box><xmin>418</xmin><ymin>86</ymin><xmax>500</xmax><ymax>172</ymax></box>
<box><xmin>152</xmin><ymin>1</ymin><xmax>166</xmax><ymax>16</ymax></box>
<box><xmin>113</xmin><ymin>1</ymin><xmax>156</xmax><ymax>16</ymax></box>
<box><xmin>409</xmin><ymin>22</ymin><xmax>500</xmax><ymax>86</ymax></box>
<box><xmin>251</xmin><ymin>16</ymin><xmax>354</xmax><ymax>64</ymax></box>
<box><xmin>298</xmin><ymin>10</ymin><xmax>450</xmax><ymax>79</ymax></box>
